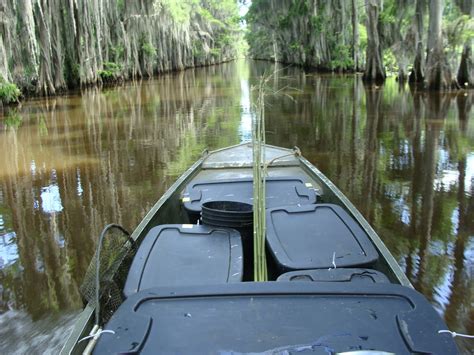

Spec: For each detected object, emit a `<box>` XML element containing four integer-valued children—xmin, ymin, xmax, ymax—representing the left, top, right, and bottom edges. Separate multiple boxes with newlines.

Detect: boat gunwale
<box><xmin>298</xmin><ymin>155</ymin><xmax>412</xmax><ymax>287</ymax></box>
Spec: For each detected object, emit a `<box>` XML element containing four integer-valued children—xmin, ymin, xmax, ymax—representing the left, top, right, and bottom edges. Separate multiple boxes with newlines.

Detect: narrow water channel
<box><xmin>0</xmin><ymin>60</ymin><xmax>473</xmax><ymax>353</ymax></box>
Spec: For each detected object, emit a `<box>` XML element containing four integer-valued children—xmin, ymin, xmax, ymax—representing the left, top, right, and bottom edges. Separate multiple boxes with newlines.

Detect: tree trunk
<box><xmin>0</xmin><ymin>2</ymin><xmax>11</xmax><ymax>82</ymax></box>
<box><xmin>363</xmin><ymin>0</ymin><xmax>386</xmax><ymax>83</ymax></box>
<box><xmin>457</xmin><ymin>92</ymin><xmax>472</xmax><ymax>132</ymax></box>
<box><xmin>410</xmin><ymin>0</ymin><xmax>425</xmax><ymax>83</ymax></box>
<box><xmin>0</xmin><ymin>36</ymin><xmax>8</xmax><ymax>82</ymax></box>
<box><xmin>457</xmin><ymin>43</ymin><xmax>473</xmax><ymax>87</ymax></box>
<box><xmin>456</xmin><ymin>0</ymin><xmax>473</xmax><ymax>87</ymax></box>
<box><xmin>397</xmin><ymin>54</ymin><xmax>408</xmax><ymax>83</ymax></box>
<box><xmin>35</xmin><ymin>0</ymin><xmax>56</xmax><ymax>95</ymax></box>
<box><xmin>414</xmin><ymin>120</ymin><xmax>437</xmax><ymax>293</ymax></box>
<box><xmin>272</xmin><ymin>32</ymin><xmax>278</xmax><ymax>63</ymax></box>
<box><xmin>425</xmin><ymin>0</ymin><xmax>453</xmax><ymax>90</ymax></box>
<box><xmin>362</xmin><ymin>87</ymin><xmax>382</xmax><ymax>222</ymax></box>
<box><xmin>352</xmin><ymin>0</ymin><xmax>360</xmax><ymax>71</ymax></box>
<box><xmin>443</xmin><ymin>156</ymin><xmax>470</xmax><ymax>333</ymax></box>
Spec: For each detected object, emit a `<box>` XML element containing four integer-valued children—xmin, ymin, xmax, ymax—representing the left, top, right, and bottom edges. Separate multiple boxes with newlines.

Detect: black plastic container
<box><xmin>182</xmin><ymin>177</ymin><xmax>317</xmax><ymax>222</ymax></box>
<box><xmin>201</xmin><ymin>201</ymin><xmax>253</xmax><ymax>228</ymax></box>
<box><xmin>277</xmin><ymin>268</ymin><xmax>390</xmax><ymax>283</ymax></box>
<box><xmin>123</xmin><ymin>224</ymin><xmax>242</xmax><ymax>297</ymax></box>
<box><xmin>201</xmin><ymin>200</ymin><xmax>253</xmax><ymax>280</ymax></box>
<box><xmin>266</xmin><ymin>204</ymin><xmax>379</xmax><ymax>271</ymax></box>
<box><xmin>95</xmin><ymin>283</ymin><xmax>458</xmax><ymax>354</ymax></box>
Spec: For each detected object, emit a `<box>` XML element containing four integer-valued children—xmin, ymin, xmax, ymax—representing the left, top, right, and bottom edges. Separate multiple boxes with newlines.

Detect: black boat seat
<box><xmin>181</xmin><ymin>177</ymin><xmax>318</xmax><ymax>220</ymax></box>
<box><xmin>266</xmin><ymin>204</ymin><xmax>379</xmax><ymax>271</ymax></box>
<box><xmin>94</xmin><ymin>282</ymin><xmax>458</xmax><ymax>354</ymax></box>
<box><xmin>123</xmin><ymin>224</ymin><xmax>242</xmax><ymax>297</ymax></box>
<box><xmin>277</xmin><ymin>268</ymin><xmax>390</xmax><ymax>283</ymax></box>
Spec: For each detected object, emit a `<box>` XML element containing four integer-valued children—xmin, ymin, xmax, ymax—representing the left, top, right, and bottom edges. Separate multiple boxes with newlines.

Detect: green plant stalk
<box><xmin>253</xmin><ymin>77</ymin><xmax>268</xmax><ymax>282</ymax></box>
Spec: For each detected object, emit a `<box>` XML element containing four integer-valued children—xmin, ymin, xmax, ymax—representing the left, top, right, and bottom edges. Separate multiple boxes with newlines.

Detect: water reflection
<box><xmin>0</xmin><ymin>60</ymin><xmax>472</xmax><ymax>353</ymax></box>
<box><xmin>0</xmin><ymin>232</ymin><xmax>18</xmax><ymax>269</ymax></box>
<box><xmin>0</xmin><ymin>62</ymin><xmax>245</xmax><ymax>353</ymax></box>
<box><xmin>239</xmin><ymin>78</ymin><xmax>253</xmax><ymax>142</ymax></box>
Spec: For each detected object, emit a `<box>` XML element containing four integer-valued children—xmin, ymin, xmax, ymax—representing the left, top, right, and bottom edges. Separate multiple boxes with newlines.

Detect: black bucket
<box><xmin>201</xmin><ymin>201</ymin><xmax>253</xmax><ymax>228</ymax></box>
<box><xmin>201</xmin><ymin>201</ymin><xmax>254</xmax><ymax>280</ymax></box>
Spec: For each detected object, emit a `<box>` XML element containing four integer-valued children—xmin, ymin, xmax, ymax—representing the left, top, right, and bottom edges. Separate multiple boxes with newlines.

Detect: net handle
<box><xmin>95</xmin><ymin>224</ymin><xmax>132</xmax><ymax>325</ymax></box>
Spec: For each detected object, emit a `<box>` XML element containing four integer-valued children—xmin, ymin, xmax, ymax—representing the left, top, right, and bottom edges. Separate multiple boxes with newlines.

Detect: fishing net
<box><xmin>80</xmin><ymin>224</ymin><xmax>137</xmax><ymax>325</ymax></box>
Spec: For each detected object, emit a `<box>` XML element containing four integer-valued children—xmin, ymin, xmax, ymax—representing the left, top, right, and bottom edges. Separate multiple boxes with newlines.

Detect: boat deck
<box><xmin>202</xmin><ymin>143</ymin><xmax>300</xmax><ymax>168</ymax></box>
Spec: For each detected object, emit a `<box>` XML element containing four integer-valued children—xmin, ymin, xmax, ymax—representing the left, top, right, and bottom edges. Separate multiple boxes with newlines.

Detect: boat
<box><xmin>61</xmin><ymin>143</ymin><xmax>459</xmax><ymax>354</ymax></box>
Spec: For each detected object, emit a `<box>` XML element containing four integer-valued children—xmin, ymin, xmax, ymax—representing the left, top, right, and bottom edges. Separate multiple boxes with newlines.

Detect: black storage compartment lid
<box><xmin>277</xmin><ymin>268</ymin><xmax>390</xmax><ymax>283</ymax></box>
<box><xmin>181</xmin><ymin>177</ymin><xmax>317</xmax><ymax>215</ymax></box>
<box><xmin>123</xmin><ymin>224</ymin><xmax>242</xmax><ymax>297</ymax></box>
<box><xmin>94</xmin><ymin>283</ymin><xmax>458</xmax><ymax>354</ymax></box>
<box><xmin>266</xmin><ymin>204</ymin><xmax>379</xmax><ymax>270</ymax></box>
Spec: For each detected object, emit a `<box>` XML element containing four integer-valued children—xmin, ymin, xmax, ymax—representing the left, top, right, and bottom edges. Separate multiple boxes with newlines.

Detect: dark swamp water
<box><xmin>0</xmin><ymin>60</ymin><xmax>473</xmax><ymax>353</ymax></box>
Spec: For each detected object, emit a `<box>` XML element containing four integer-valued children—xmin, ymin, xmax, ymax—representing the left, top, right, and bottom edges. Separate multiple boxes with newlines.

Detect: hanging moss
<box><xmin>110</xmin><ymin>44</ymin><xmax>125</xmax><ymax>63</ymax></box>
<box><xmin>141</xmin><ymin>42</ymin><xmax>157</xmax><ymax>58</ymax></box>
<box><xmin>246</xmin><ymin>0</ymin><xmax>354</xmax><ymax>71</ymax></box>
<box><xmin>2</xmin><ymin>0</ymin><xmax>243</xmax><ymax>95</ymax></box>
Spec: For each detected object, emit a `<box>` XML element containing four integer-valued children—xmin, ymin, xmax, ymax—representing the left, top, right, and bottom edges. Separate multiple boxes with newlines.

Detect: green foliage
<box><xmin>0</xmin><ymin>78</ymin><xmax>21</xmax><ymax>105</ymax></box>
<box><xmin>379</xmin><ymin>0</ymin><xmax>397</xmax><ymax>25</ymax></box>
<box><xmin>330</xmin><ymin>44</ymin><xmax>353</xmax><ymax>70</ymax></box>
<box><xmin>383</xmin><ymin>49</ymin><xmax>398</xmax><ymax>75</ymax></box>
<box><xmin>192</xmin><ymin>40</ymin><xmax>204</xmax><ymax>59</ymax></box>
<box><xmin>276</xmin><ymin>0</ymin><xmax>311</xmax><ymax>29</ymax></box>
<box><xmin>110</xmin><ymin>44</ymin><xmax>125</xmax><ymax>62</ymax></box>
<box><xmin>290</xmin><ymin>42</ymin><xmax>300</xmax><ymax>51</ymax></box>
<box><xmin>98</xmin><ymin>62</ymin><xmax>122</xmax><ymax>82</ymax></box>
<box><xmin>198</xmin><ymin>7</ymin><xmax>225</xmax><ymax>27</ymax></box>
<box><xmin>445</xmin><ymin>15</ymin><xmax>473</xmax><ymax>50</ymax></box>
<box><xmin>141</xmin><ymin>42</ymin><xmax>157</xmax><ymax>58</ymax></box>
<box><xmin>310</xmin><ymin>15</ymin><xmax>324</xmax><ymax>33</ymax></box>
<box><xmin>217</xmin><ymin>33</ymin><xmax>232</xmax><ymax>47</ymax></box>
<box><xmin>116</xmin><ymin>0</ymin><xmax>125</xmax><ymax>14</ymax></box>
<box><xmin>156</xmin><ymin>0</ymin><xmax>197</xmax><ymax>24</ymax></box>
<box><xmin>210</xmin><ymin>47</ymin><xmax>221</xmax><ymax>57</ymax></box>
<box><xmin>289</xmin><ymin>0</ymin><xmax>310</xmax><ymax>17</ymax></box>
